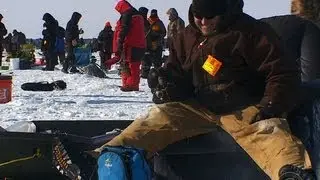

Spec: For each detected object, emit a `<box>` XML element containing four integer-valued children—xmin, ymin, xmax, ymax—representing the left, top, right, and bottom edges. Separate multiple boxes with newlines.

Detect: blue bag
<box><xmin>55</xmin><ymin>37</ymin><xmax>65</xmax><ymax>53</ymax></box>
<box><xmin>97</xmin><ymin>146</ymin><xmax>152</xmax><ymax>180</ymax></box>
<box><xmin>74</xmin><ymin>47</ymin><xmax>91</xmax><ymax>66</ymax></box>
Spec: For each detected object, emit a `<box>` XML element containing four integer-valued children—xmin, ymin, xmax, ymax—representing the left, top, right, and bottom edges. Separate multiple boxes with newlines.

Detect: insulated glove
<box><xmin>105</xmin><ymin>56</ymin><xmax>120</xmax><ymax>69</ymax></box>
<box><xmin>147</xmin><ymin>67</ymin><xmax>184</xmax><ymax>104</ymax></box>
<box><xmin>147</xmin><ymin>68</ymin><xmax>159</xmax><ymax>90</ymax></box>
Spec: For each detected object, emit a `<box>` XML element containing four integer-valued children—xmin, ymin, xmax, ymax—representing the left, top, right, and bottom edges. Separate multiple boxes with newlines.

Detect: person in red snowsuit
<box><xmin>106</xmin><ymin>0</ymin><xmax>146</xmax><ymax>91</ymax></box>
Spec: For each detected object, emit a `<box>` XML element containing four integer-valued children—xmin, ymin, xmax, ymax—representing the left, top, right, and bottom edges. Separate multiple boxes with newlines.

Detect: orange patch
<box><xmin>202</xmin><ymin>55</ymin><xmax>222</xmax><ymax>76</ymax></box>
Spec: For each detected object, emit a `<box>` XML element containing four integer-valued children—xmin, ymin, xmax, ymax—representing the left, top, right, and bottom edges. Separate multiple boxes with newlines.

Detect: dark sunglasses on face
<box><xmin>193</xmin><ymin>13</ymin><xmax>216</xmax><ymax>20</ymax></box>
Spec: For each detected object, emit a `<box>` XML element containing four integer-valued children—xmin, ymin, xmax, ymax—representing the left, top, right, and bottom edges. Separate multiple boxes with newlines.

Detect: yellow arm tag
<box><xmin>202</xmin><ymin>55</ymin><xmax>222</xmax><ymax>76</ymax></box>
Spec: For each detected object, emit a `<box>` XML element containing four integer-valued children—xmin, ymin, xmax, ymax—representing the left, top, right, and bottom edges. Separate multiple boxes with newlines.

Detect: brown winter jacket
<box><xmin>165</xmin><ymin>3</ymin><xmax>300</xmax><ymax>114</ymax></box>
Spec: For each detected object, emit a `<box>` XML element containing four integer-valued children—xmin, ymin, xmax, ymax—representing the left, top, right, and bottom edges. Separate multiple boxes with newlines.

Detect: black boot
<box><xmin>69</xmin><ymin>67</ymin><xmax>80</xmax><ymax>73</ymax></box>
<box><xmin>279</xmin><ymin>164</ymin><xmax>316</xmax><ymax>180</ymax></box>
<box><xmin>140</xmin><ymin>69</ymin><xmax>150</xmax><ymax>79</ymax></box>
<box><xmin>61</xmin><ymin>68</ymin><xmax>69</xmax><ymax>74</ymax></box>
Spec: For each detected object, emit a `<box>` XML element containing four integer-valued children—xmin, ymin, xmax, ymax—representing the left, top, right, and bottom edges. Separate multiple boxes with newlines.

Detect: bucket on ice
<box><xmin>0</xmin><ymin>75</ymin><xmax>12</xmax><ymax>104</ymax></box>
<box><xmin>10</xmin><ymin>58</ymin><xmax>20</xmax><ymax>70</ymax></box>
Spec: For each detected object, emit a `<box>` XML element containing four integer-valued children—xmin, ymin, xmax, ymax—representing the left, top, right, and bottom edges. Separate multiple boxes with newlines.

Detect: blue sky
<box><xmin>1</xmin><ymin>0</ymin><xmax>291</xmax><ymax>38</ymax></box>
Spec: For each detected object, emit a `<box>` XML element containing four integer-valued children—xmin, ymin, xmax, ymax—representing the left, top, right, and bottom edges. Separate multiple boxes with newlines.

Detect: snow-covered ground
<box><xmin>0</xmin><ymin>53</ymin><xmax>154</xmax><ymax>128</ymax></box>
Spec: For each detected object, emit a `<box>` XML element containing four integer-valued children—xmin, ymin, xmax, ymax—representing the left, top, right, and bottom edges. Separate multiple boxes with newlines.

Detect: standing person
<box><xmin>11</xmin><ymin>30</ymin><xmax>20</xmax><ymax>54</ymax></box>
<box><xmin>42</xmin><ymin>13</ymin><xmax>58</xmax><ymax>71</ymax></box>
<box><xmin>140</xmin><ymin>9</ymin><xmax>166</xmax><ymax>78</ymax></box>
<box><xmin>291</xmin><ymin>0</ymin><xmax>320</xmax><ymax>27</ymax></box>
<box><xmin>0</xmin><ymin>14</ymin><xmax>7</xmax><ymax>66</ymax></box>
<box><xmin>105</xmin><ymin>0</ymin><xmax>146</xmax><ymax>91</ymax></box>
<box><xmin>97</xmin><ymin>0</ymin><xmax>315</xmax><ymax>179</ymax></box>
<box><xmin>139</xmin><ymin>7</ymin><xmax>152</xmax><ymax>78</ymax></box>
<box><xmin>62</xmin><ymin>12</ymin><xmax>83</xmax><ymax>74</ymax></box>
<box><xmin>166</xmin><ymin>8</ymin><xmax>185</xmax><ymax>48</ymax></box>
<box><xmin>4</xmin><ymin>33</ymin><xmax>12</xmax><ymax>54</ymax></box>
<box><xmin>139</xmin><ymin>7</ymin><xmax>150</xmax><ymax>34</ymax></box>
<box><xmin>97</xmin><ymin>22</ymin><xmax>113</xmax><ymax>69</ymax></box>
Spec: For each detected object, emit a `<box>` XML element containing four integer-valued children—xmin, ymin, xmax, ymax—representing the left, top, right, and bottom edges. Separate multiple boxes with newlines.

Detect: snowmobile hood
<box><xmin>189</xmin><ymin>0</ymin><xmax>244</xmax><ymax>33</ymax></box>
<box><xmin>115</xmin><ymin>0</ymin><xmax>132</xmax><ymax>15</ymax></box>
<box><xmin>71</xmin><ymin>12</ymin><xmax>82</xmax><ymax>24</ymax></box>
<box><xmin>42</xmin><ymin>13</ymin><xmax>56</xmax><ymax>24</ymax></box>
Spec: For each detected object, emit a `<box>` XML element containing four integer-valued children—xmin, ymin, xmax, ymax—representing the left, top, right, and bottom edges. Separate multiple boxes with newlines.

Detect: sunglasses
<box><xmin>193</xmin><ymin>13</ymin><xmax>216</xmax><ymax>20</ymax></box>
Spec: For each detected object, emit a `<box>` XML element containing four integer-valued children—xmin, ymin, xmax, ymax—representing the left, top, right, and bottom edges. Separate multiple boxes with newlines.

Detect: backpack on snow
<box><xmin>97</xmin><ymin>146</ymin><xmax>152</xmax><ymax>180</ymax></box>
<box><xmin>21</xmin><ymin>80</ymin><xmax>67</xmax><ymax>91</ymax></box>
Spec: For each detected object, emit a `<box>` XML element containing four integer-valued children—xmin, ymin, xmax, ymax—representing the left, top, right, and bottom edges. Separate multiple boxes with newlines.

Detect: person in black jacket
<box><xmin>97</xmin><ymin>22</ymin><xmax>113</xmax><ymax>69</ymax></box>
<box><xmin>62</xmin><ymin>12</ymin><xmax>83</xmax><ymax>73</ymax></box>
<box><xmin>0</xmin><ymin>14</ymin><xmax>7</xmax><ymax>66</ymax></box>
<box><xmin>140</xmin><ymin>9</ymin><xmax>166</xmax><ymax>78</ymax></box>
<box><xmin>42</xmin><ymin>13</ymin><xmax>58</xmax><ymax>71</ymax></box>
<box><xmin>260</xmin><ymin>15</ymin><xmax>320</xmax><ymax>82</ymax></box>
<box><xmin>138</xmin><ymin>7</ymin><xmax>152</xmax><ymax>78</ymax></box>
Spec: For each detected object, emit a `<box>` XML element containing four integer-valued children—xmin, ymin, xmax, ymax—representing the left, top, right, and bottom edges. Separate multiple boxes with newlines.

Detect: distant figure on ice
<box><xmin>0</xmin><ymin>14</ymin><xmax>7</xmax><ymax>66</ymax></box>
<box><xmin>11</xmin><ymin>29</ymin><xmax>26</xmax><ymax>54</ymax></box>
<box><xmin>42</xmin><ymin>13</ymin><xmax>58</xmax><ymax>71</ymax></box>
<box><xmin>62</xmin><ymin>12</ymin><xmax>83</xmax><ymax>74</ymax></box>
<box><xmin>4</xmin><ymin>33</ymin><xmax>12</xmax><ymax>54</ymax></box>
<box><xmin>138</xmin><ymin>7</ymin><xmax>151</xmax><ymax>78</ymax></box>
<box><xmin>291</xmin><ymin>0</ymin><xmax>320</xmax><ymax>27</ymax></box>
<box><xmin>105</xmin><ymin>0</ymin><xmax>146</xmax><ymax>91</ymax></box>
<box><xmin>166</xmin><ymin>8</ymin><xmax>185</xmax><ymax>49</ymax></box>
<box><xmin>140</xmin><ymin>9</ymin><xmax>166</xmax><ymax>78</ymax></box>
<box><xmin>97</xmin><ymin>21</ymin><xmax>113</xmax><ymax>70</ymax></box>
<box><xmin>139</xmin><ymin>7</ymin><xmax>150</xmax><ymax>35</ymax></box>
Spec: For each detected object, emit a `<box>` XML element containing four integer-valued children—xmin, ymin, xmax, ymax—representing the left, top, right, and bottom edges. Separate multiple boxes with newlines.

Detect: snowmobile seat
<box><xmin>153</xmin><ymin>126</ymin><xmax>270</xmax><ymax>179</ymax></box>
<box><xmin>286</xmin><ymin>81</ymin><xmax>320</xmax><ymax>178</ymax></box>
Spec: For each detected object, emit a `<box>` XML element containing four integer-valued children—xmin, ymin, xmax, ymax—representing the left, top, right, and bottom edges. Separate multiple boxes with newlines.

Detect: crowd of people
<box><xmin>0</xmin><ymin>15</ymin><xmax>27</xmax><ymax>67</ymax></box>
<box><xmin>0</xmin><ymin>3</ymin><xmax>186</xmax><ymax>92</ymax></box>
<box><xmin>1</xmin><ymin>0</ymin><xmax>320</xmax><ymax>179</ymax></box>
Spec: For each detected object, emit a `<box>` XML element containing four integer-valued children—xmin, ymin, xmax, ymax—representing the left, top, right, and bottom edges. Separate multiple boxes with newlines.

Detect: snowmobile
<box><xmin>0</xmin><ymin>81</ymin><xmax>320</xmax><ymax>180</ymax></box>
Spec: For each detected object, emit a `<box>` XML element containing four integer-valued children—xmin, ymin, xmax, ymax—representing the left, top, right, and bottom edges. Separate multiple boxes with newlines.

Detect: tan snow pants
<box><xmin>101</xmin><ymin>101</ymin><xmax>309</xmax><ymax>180</ymax></box>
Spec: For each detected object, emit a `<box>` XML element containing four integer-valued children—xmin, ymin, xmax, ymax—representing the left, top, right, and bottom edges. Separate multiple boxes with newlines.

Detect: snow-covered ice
<box><xmin>0</xmin><ymin>54</ymin><xmax>154</xmax><ymax>128</ymax></box>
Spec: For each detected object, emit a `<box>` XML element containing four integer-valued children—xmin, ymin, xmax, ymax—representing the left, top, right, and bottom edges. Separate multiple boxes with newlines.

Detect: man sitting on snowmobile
<box><xmin>96</xmin><ymin>0</ymin><xmax>314</xmax><ymax>179</ymax></box>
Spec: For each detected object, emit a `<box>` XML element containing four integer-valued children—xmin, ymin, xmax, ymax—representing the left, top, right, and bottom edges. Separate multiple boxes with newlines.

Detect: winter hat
<box><xmin>139</xmin><ymin>7</ymin><xmax>149</xmax><ymax>17</ymax></box>
<box><xmin>105</xmin><ymin>21</ymin><xmax>111</xmax><ymax>27</ymax></box>
<box><xmin>150</xmin><ymin>9</ymin><xmax>158</xmax><ymax>17</ymax></box>
<box><xmin>0</xmin><ymin>14</ymin><xmax>3</xmax><ymax>20</ymax></box>
<box><xmin>115</xmin><ymin>0</ymin><xmax>132</xmax><ymax>14</ymax></box>
<box><xmin>191</xmin><ymin>0</ymin><xmax>228</xmax><ymax>18</ymax></box>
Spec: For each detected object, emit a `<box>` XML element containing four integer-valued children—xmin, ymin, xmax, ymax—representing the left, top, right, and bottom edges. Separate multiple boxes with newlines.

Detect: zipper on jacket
<box><xmin>198</xmin><ymin>38</ymin><xmax>209</xmax><ymax>86</ymax></box>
